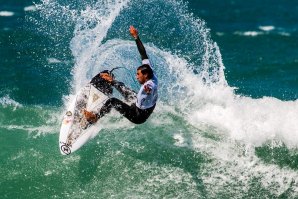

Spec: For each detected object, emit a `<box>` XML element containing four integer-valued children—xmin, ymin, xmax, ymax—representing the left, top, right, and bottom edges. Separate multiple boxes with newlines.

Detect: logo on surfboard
<box><xmin>66</xmin><ymin>111</ymin><xmax>72</xmax><ymax>116</ymax></box>
<box><xmin>92</xmin><ymin>94</ymin><xmax>100</xmax><ymax>102</ymax></box>
<box><xmin>60</xmin><ymin>144</ymin><xmax>71</xmax><ymax>155</ymax></box>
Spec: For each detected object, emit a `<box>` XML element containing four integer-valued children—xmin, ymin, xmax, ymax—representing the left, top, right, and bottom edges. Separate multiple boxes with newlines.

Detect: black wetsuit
<box><xmin>97</xmin><ymin>81</ymin><xmax>155</xmax><ymax>124</ymax></box>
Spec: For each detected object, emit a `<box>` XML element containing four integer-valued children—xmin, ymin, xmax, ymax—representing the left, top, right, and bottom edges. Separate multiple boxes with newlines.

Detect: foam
<box><xmin>234</xmin><ymin>27</ymin><xmax>292</xmax><ymax>38</ymax></box>
<box><xmin>0</xmin><ymin>96</ymin><xmax>22</xmax><ymax>109</ymax></box>
<box><xmin>234</xmin><ymin>31</ymin><xmax>264</xmax><ymax>37</ymax></box>
<box><xmin>0</xmin><ymin>11</ymin><xmax>14</xmax><ymax>17</ymax></box>
<box><xmin>183</xmin><ymin>80</ymin><xmax>298</xmax><ymax>148</ymax></box>
<box><xmin>24</xmin><ymin>5</ymin><xmax>37</xmax><ymax>12</ymax></box>
<box><xmin>188</xmin><ymin>132</ymin><xmax>298</xmax><ymax>197</ymax></box>
<box><xmin>47</xmin><ymin>57</ymin><xmax>62</xmax><ymax>64</ymax></box>
<box><xmin>259</xmin><ymin>25</ymin><xmax>275</xmax><ymax>31</ymax></box>
<box><xmin>2</xmin><ymin>123</ymin><xmax>58</xmax><ymax>137</ymax></box>
<box><xmin>279</xmin><ymin>32</ymin><xmax>291</xmax><ymax>37</ymax></box>
<box><xmin>216</xmin><ymin>32</ymin><xmax>225</xmax><ymax>36</ymax></box>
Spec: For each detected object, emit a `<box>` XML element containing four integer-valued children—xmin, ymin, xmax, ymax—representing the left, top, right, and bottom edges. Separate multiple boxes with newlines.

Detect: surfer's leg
<box><xmin>97</xmin><ymin>98</ymin><xmax>133</xmax><ymax>119</ymax></box>
<box><xmin>96</xmin><ymin>98</ymin><xmax>154</xmax><ymax>124</ymax></box>
<box><xmin>84</xmin><ymin>98</ymin><xmax>132</xmax><ymax>124</ymax></box>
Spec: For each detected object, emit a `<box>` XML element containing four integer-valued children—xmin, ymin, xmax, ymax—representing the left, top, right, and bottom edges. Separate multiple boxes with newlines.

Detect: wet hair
<box><xmin>137</xmin><ymin>64</ymin><xmax>153</xmax><ymax>79</ymax></box>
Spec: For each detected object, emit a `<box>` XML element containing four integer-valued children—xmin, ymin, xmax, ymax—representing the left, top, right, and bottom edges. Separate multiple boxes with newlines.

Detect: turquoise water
<box><xmin>1</xmin><ymin>0</ymin><xmax>298</xmax><ymax>198</ymax></box>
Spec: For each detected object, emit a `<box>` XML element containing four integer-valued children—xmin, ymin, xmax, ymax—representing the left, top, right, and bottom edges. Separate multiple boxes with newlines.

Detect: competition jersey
<box><xmin>136</xmin><ymin>59</ymin><xmax>158</xmax><ymax>110</ymax></box>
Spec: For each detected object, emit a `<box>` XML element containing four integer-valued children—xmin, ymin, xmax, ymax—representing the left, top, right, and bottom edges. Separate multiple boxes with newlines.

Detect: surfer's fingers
<box><xmin>129</xmin><ymin>25</ymin><xmax>138</xmax><ymax>38</ymax></box>
<box><xmin>101</xmin><ymin>74</ymin><xmax>114</xmax><ymax>82</ymax></box>
<box><xmin>100</xmin><ymin>73</ymin><xmax>109</xmax><ymax>77</ymax></box>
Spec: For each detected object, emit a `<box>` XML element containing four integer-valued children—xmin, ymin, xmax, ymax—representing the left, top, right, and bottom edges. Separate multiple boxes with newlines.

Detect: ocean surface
<box><xmin>1</xmin><ymin>0</ymin><xmax>298</xmax><ymax>198</ymax></box>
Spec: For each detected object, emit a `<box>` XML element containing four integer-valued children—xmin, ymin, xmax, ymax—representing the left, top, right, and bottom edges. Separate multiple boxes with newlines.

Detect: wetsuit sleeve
<box><xmin>135</xmin><ymin>37</ymin><xmax>148</xmax><ymax>60</ymax></box>
<box><xmin>112</xmin><ymin>80</ymin><xmax>137</xmax><ymax>102</ymax></box>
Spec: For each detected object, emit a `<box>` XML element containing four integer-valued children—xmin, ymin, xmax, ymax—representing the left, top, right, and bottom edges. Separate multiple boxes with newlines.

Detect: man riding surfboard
<box><xmin>84</xmin><ymin>25</ymin><xmax>158</xmax><ymax>124</ymax></box>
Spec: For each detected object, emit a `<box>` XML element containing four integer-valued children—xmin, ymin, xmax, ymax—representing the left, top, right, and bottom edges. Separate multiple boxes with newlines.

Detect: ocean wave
<box><xmin>35</xmin><ymin>0</ymin><xmax>298</xmax><ymax>150</ymax></box>
<box><xmin>3</xmin><ymin>0</ymin><xmax>296</xmax><ymax>198</ymax></box>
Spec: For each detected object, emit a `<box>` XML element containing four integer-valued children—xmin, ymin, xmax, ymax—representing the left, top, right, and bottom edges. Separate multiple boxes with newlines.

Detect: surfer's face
<box><xmin>136</xmin><ymin>69</ymin><xmax>147</xmax><ymax>84</ymax></box>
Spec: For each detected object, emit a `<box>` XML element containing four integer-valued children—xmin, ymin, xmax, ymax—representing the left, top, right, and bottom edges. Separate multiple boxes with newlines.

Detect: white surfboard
<box><xmin>59</xmin><ymin>83</ymin><xmax>109</xmax><ymax>155</ymax></box>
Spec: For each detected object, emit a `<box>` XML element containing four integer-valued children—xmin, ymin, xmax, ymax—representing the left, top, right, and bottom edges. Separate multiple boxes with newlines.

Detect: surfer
<box><xmin>84</xmin><ymin>25</ymin><xmax>158</xmax><ymax>124</ymax></box>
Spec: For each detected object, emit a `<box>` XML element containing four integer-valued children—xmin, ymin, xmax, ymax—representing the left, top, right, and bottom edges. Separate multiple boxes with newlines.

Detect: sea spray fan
<box><xmin>33</xmin><ymin>0</ymin><xmax>226</xmax><ymax>98</ymax></box>
<box><xmin>70</xmin><ymin>0</ymin><xmax>130</xmax><ymax>92</ymax></box>
<box><xmin>69</xmin><ymin>0</ymin><xmax>227</xmax><ymax>109</ymax></box>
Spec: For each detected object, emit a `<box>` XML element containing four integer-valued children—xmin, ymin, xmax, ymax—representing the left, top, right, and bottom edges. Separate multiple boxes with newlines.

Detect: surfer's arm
<box><xmin>135</xmin><ymin>37</ymin><xmax>148</xmax><ymax>60</ymax></box>
<box><xmin>130</xmin><ymin>26</ymin><xmax>148</xmax><ymax>60</ymax></box>
<box><xmin>100</xmin><ymin>73</ymin><xmax>136</xmax><ymax>98</ymax></box>
<box><xmin>112</xmin><ymin>80</ymin><xmax>137</xmax><ymax>102</ymax></box>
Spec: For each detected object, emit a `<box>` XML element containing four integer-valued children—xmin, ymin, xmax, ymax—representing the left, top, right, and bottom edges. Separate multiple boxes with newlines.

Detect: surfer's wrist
<box><xmin>111</xmin><ymin>80</ymin><xmax>121</xmax><ymax>86</ymax></box>
<box><xmin>111</xmin><ymin>80</ymin><xmax>116</xmax><ymax>86</ymax></box>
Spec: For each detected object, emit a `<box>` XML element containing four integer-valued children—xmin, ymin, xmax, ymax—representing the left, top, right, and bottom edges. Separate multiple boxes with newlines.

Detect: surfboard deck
<box><xmin>59</xmin><ymin>83</ymin><xmax>109</xmax><ymax>155</ymax></box>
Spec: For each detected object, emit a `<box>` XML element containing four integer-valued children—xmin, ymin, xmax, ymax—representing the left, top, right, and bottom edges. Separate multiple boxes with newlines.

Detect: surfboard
<box><xmin>59</xmin><ymin>73</ymin><xmax>111</xmax><ymax>155</ymax></box>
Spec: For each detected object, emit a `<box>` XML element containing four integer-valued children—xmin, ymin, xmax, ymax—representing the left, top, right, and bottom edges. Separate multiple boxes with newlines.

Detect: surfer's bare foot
<box><xmin>83</xmin><ymin>110</ymin><xmax>98</xmax><ymax>124</ymax></box>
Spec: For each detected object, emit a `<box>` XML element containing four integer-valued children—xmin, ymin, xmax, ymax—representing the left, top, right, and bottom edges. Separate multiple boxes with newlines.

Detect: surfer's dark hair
<box><xmin>137</xmin><ymin>64</ymin><xmax>153</xmax><ymax>79</ymax></box>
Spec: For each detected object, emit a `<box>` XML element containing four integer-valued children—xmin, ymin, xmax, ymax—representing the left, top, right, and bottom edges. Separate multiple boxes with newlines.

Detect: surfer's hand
<box><xmin>129</xmin><ymin>25</ymin><xmax>138</xmax><ymax>39</ymax></box>
<box><xmin>83</xmin><ymin>110</ymin><xmax>98</xmax><ymax>123</ymax></box>
<box><xmin>100</xmin><ymin>73</ymin><xmax>114</xmax><ymax>82</ymax></box>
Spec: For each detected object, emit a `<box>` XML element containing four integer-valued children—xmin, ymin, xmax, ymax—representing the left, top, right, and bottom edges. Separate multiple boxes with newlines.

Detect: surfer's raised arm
<box><xmin>129</xmin><ymin>25</ymin><xmax>148</xmax><ymax>60</ymax></box>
